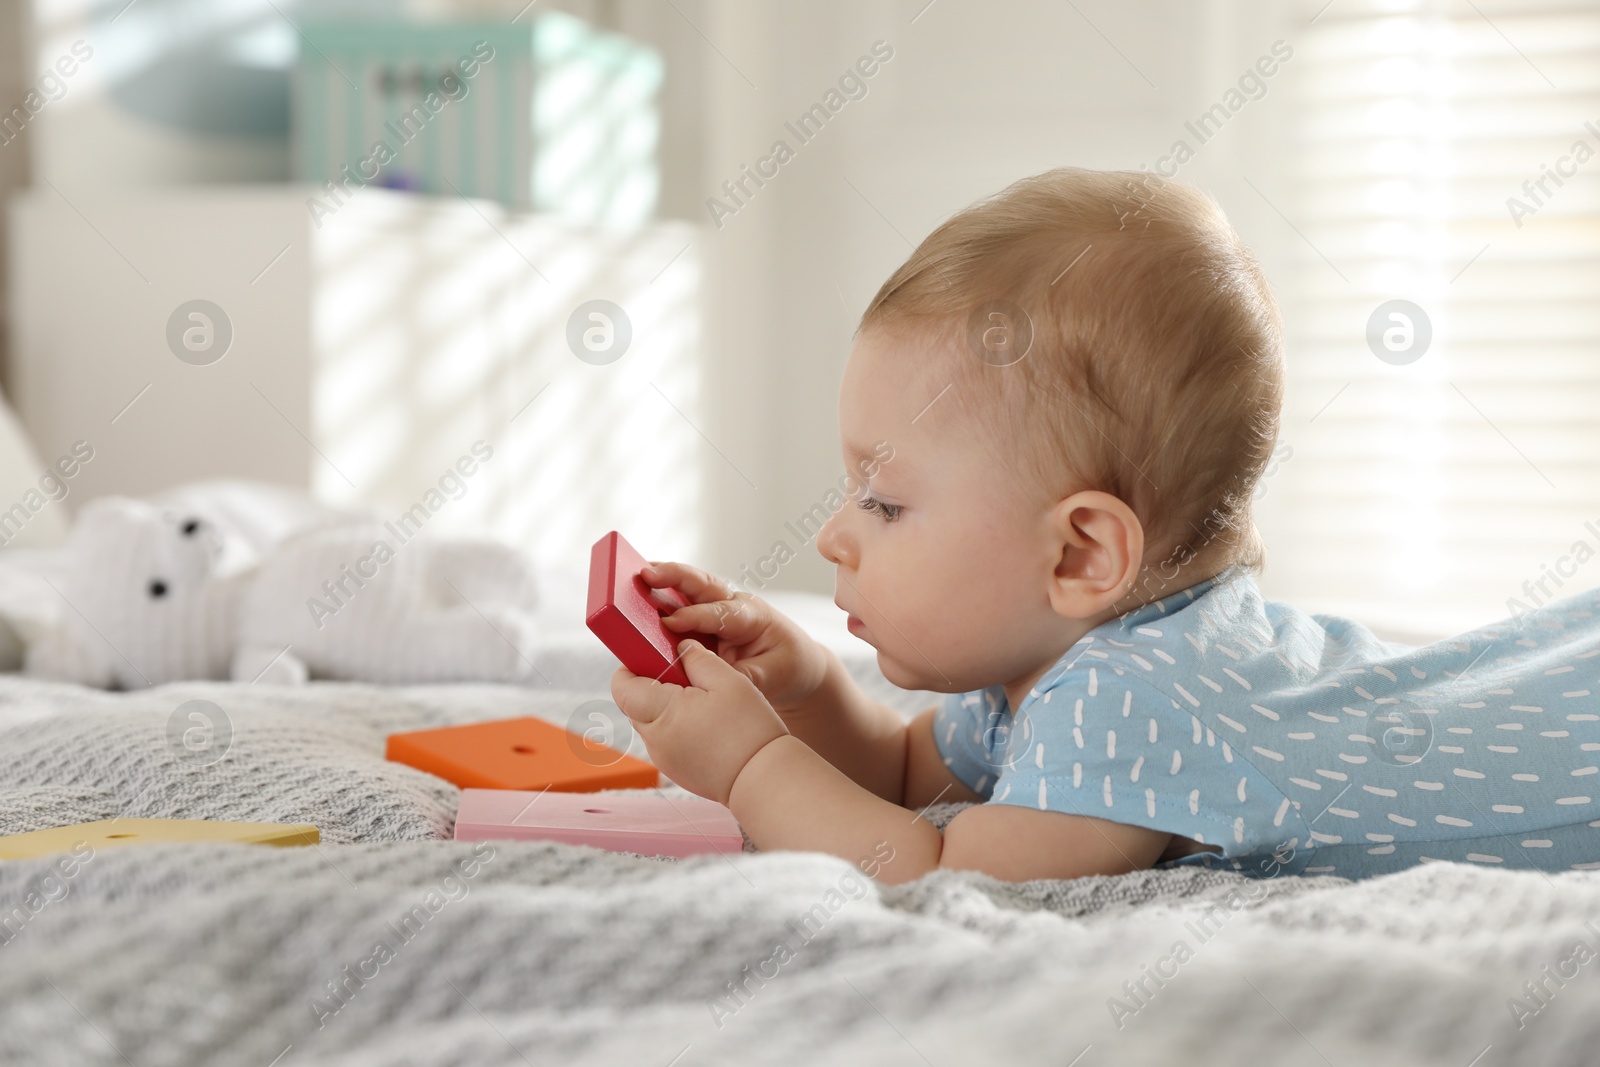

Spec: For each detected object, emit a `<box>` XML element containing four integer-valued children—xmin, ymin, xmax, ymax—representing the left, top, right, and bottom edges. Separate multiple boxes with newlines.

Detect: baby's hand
<box><xmin>641</xmin><ymin>562</ymin><xmax>831</xmax><ymax>715</ymax></box>
<box><xmin>610</xmin><ymin>639</ymin><xmax>788</xmax><ymax>805</ymax></box>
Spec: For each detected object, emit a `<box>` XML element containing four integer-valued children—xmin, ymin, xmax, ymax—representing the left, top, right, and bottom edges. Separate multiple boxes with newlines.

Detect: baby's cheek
<box><xmin>884</xmin><ymin>611</ymin><xmax>1001</xmax><ymax>691</ymax></box>
<box><xmin>879</xmin><ymin>577</ymin><xmax>958</xmax><ymax>652</ymax></box>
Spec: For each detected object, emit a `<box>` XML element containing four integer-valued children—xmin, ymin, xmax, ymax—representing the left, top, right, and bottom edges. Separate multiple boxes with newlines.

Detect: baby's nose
<box><xmin>815</xmin><ymin>509</ymin><xmax>851</xmax><ymax>567</ymax></box>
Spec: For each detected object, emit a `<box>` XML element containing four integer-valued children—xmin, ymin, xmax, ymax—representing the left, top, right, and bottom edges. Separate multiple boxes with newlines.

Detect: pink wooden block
<box><xmin>452</xmin><ymin>788</ymin><xmax>745</xmax><ymax>858</ymax></box>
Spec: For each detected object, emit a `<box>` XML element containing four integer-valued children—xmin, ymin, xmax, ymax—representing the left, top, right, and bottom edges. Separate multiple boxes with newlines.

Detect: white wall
<box><xmin>10</xmin><ymin>187</ymin><xmax>711</xmax><ymax>567</ymax></box>
<box><xmin>13</xmin><ymin>0</ymin><xmax>1313</xmax><ymax>599</ymax></box>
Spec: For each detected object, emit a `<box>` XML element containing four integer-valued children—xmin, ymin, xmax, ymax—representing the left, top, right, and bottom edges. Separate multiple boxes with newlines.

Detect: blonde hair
<box><xmin>858</xmin><ymin>167</ymin><xmax>1285</xmax><ymax>579</ymax></box>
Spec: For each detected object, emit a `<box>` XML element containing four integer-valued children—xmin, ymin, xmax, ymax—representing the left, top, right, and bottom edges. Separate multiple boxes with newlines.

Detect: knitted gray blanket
<box><xmin>3</xmin><ymin>674</ymin><xmax>1600</xmax><ymax>1067</ymax></box>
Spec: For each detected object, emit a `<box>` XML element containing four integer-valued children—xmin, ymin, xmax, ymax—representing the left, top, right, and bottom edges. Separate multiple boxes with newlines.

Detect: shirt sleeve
<box><xmin>980</xmin><ymin>671</ymin><xmax>1288</xmax><ymax>857</ymax></box>
<box><xmin>930</xmin><ymin>688</ymin><xmax>1007</xmax><ymax>800</ymax></box>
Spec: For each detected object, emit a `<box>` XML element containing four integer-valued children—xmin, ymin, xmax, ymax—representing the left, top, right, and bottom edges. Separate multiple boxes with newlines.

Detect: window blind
<box><xmin>1256</xmin><ymin>0</ymin><xmax>1600</xmax><ymax>642</ymax></box>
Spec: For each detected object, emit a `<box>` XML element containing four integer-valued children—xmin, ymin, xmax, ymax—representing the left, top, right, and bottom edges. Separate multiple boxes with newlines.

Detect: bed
<box><xmin>3</xmin><ymin>564</ymin><xmax>1600</xmax><ymax>1067</ymax></box>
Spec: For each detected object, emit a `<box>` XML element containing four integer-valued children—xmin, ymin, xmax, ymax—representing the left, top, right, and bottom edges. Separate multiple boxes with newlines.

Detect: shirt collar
<box><xmin>1009</xmin><ymin>565</ymin><xmax>1245</xmax><ymax>714</ymax></box>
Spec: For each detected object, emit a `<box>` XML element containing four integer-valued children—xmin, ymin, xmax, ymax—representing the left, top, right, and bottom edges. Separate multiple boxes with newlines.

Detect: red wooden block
<box><xmin>586</xmin><ymin>531</ymin><xmax>715</xmax><ymax>686</ymax></box>
<box><xmin>386</xmin><ymin>716</ymin><xmax>658</xmax><ymax>792</ymax></box>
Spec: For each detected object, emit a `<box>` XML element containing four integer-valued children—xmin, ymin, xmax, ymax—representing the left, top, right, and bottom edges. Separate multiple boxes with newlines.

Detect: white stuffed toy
<box><xmin>16</xmin><ymin>493</ymin><xmax>540</xmax><ymax>689</ymax></box>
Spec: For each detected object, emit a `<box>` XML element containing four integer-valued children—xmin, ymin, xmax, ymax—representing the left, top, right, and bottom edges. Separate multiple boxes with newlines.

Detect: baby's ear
<box><xmin>1045</xmin><ymin>490</ymin><xmax>1144</xmax><ymax>619</ymax></box>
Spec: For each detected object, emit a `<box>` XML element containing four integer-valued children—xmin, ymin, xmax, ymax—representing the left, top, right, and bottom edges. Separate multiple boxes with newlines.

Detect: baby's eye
<box><xmin>856</xmin><ymin>495</ymin><xmax>902</xmax><ymax>522</ymax></box>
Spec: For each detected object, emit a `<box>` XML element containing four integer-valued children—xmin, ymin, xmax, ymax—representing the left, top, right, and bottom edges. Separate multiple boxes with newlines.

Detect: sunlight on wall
<box><xmin>1272</xmin><ymin>0</ymin><xmax>1600</xmax><ymax>636</ymax></box>
<box><xmin>311</xmin><ymin>192</ymin><xmax>704</xmax><ymax>572</ymax></box>
<box><xmin>1362</xmin><ymin>14</ymin><xmax>1454</xmax><ymax>598</ymax></box>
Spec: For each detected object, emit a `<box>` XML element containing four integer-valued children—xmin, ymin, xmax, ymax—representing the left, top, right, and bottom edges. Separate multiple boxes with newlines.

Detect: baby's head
<box><xmin>815</xmin><ymin>167</ymin><xmax>1284</xmax><ymax>695</ymax></box>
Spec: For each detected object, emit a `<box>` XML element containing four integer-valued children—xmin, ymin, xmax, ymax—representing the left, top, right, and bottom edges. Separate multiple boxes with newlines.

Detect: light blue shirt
<box><xmin>933</xmin><ymin>567</ymin><xmax>1600</xmax><ymax>879</ymax></box>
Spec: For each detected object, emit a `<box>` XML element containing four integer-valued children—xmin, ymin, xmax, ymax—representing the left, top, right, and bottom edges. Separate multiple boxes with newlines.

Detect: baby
<box><xmin>611</xmin><ymin>167</ymin><xmax>1600</xmax><ymax>885</ymax></box>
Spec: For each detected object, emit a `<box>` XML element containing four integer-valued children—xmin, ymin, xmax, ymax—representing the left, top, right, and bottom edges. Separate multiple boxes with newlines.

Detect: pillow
<box><xmin>0</xmin><ymin>386</ymin><xmax>69</xmax><ymax>550</ymax></box>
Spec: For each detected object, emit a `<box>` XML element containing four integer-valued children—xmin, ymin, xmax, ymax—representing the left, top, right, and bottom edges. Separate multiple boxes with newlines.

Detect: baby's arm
<box><xmin>612</xmin><ymin>633</ymin><xmax>1169</xmax><ymax>884</ymax></box>
<box><xmin>729</xmin><ymin>719</ymin><xmax>1172</xmax><ymax>885</ymax></box>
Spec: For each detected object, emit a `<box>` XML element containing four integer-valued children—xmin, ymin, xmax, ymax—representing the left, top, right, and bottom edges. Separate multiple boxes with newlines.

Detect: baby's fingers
<box><xmin>662</xmin><ymin>597</ymin><xmax>763</xmax><ymax>640</ymax></box>
<box><xmin>609</xmin><ymin>667</ymin><xmax>678</xmax><ymax>724</ymax></box>
<box><xmin>640</xmin><ymin>561</ymin><xmax>733</xmax><ymax>607</ymax></box>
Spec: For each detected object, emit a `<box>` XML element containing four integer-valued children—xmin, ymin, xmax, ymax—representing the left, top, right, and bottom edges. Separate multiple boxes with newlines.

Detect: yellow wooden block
<box><xmin>0</xmin><ymin>819</ymin><xmax>321</xmax><ymax>860</ymax></box>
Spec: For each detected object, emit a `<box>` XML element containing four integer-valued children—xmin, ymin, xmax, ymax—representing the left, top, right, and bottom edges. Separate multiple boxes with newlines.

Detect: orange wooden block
<box><xmin>385</xmin><ymin>716</ymin><xmax>659</xmax><ymax>792</ymax></box>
